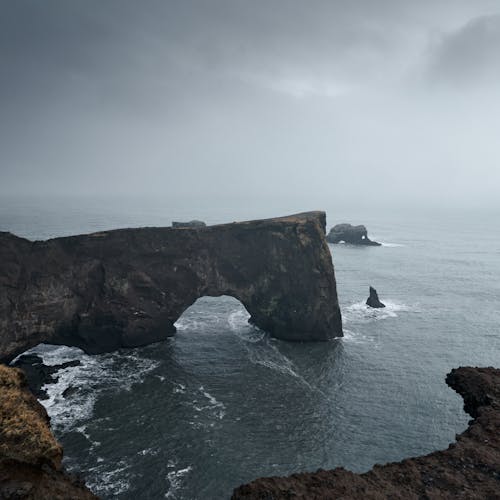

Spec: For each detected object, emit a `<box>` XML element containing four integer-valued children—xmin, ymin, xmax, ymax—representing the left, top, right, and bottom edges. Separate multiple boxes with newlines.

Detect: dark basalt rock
<box><xmin>171</xmin><ymin>220</ymin><xmax>206</xmax><ymax>228</ymax></box>
<box><xmin>366</xmin><ymin>286</ymin><xmax>385</xmax><ymax>308</ymax></box>
<box><xmin>12</xmin><ymin>355</ymin><xmax>81</xmax><ymax>399</ymax></box>
<box><xmin>326</xmin><ymin>223</ymin><xmax>381</xmax><ymax>246</ymax></box>
<box><xmin>232</xmin><ymin>366</ymin><xmax>500</xmax><ymax>499</ymax></box>
<box><xmin>0</xmin><ymin>212</ymin><xmax>342</xmax><ymax>361</ymax></box>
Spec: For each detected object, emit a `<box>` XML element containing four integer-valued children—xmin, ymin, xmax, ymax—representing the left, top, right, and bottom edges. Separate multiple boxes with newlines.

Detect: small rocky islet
<box><xmin>326</xmin><ymin>223</ymin><xmax>381</xmax><ymax>246</ymax></box>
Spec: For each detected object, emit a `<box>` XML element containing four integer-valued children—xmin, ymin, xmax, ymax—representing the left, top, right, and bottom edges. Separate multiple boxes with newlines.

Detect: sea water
<box><xmin>2</xmin><ymin>196</ymin><xmax>499</xmax><ymax>499</ymax></box>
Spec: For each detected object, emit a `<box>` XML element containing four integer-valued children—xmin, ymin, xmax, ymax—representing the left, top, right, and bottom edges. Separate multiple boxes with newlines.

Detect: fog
<box><xmin>1</xmin><ymin>0</ymin><xmax>500</xmax><ymax>211</ymax></box>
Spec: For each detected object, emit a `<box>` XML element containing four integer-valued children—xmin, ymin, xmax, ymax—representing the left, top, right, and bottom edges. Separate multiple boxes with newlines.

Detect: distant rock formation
<box><xmin>326</xmin><ymin>223</ymin><xmax>381</xmax><ymax>246</ymax></box>
<box><xmin>0</xmin><ymin>364</ymin><xmax>96</xmax><ymax>499</ymax></box>
<box><xmin>0</xmin><ymin>211</ymin><xmax>342</xmax><ymax>361</ymax></box>
<box><xmin>366</xmin><ymin>286</ymin><xmax>385</xmax><ymax>308</ymax></box>
<box><xmin>172</xmin><ymin>220</ymin><xmax>206</xmax><ymax>228</ymax></box>
<box><xmin>232</xmin><ymin>366</ymin><xmax>500</xmax><ymax>499</ymax></box>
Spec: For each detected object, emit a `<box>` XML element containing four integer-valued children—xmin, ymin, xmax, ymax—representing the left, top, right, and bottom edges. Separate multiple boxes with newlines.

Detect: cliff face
<box><xmin>232</xmin><ymin>367</ymin><xmax>500</xmax><ymax>499</ymax></box>
<box><xmin>0</xmin><ymin>211</ymin><xmax>342</xmax><ymax>361</ymax></box>
<box><xmin>0</xmin><ymin>364</ymin><xmax>96</xmax><ymax>499</ymax></box>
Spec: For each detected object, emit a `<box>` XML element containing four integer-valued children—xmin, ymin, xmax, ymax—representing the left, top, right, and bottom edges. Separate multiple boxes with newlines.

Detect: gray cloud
<box><xmin>429</xmin><ymin>14</ymin><xmax>500</xmax><ymax>85</ymax></box>
<box><xmin>1</xmin><ymin>1</ymin><xmax>500</xmax><ymax>209</ymax></box>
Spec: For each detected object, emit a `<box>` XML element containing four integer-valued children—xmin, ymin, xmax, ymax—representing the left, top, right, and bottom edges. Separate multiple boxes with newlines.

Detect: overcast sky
<box><xmin>1</xmin><ymin>1</ymin><xmax>500</xmax><ymax>208</ymax></box>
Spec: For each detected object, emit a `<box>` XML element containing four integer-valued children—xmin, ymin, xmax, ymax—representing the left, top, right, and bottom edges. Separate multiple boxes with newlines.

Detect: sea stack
<box><xmin>366</xmin><ymin>286</ymin><xmax>385</xmax><ymax>308</ymax></box>
<box><xmin>326</xmin><ymin>224</ymin><xmax>381</xmax><ymax>246</ymax></box>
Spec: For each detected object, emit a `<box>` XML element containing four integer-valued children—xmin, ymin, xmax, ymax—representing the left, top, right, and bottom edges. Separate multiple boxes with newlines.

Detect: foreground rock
<box><xmin>326</xmin><ymin>223</ymin><xmax>381</xmax><ymax>246</ymax></box>
<box><xmin>12</xmin><ymin>354</ymin><xmax>81</xmax><ymax>399</ymax></box>
<box><xmin>0</xmin><ymin>211</ymin><xmax>342</xmax><ymax>361</ymax></box>
<box><xmin>171</xmin><ymin>220</ymin><xmax>206</xmax><ymax>228</ymax></box>
<box><xmin>232</xmin><ymin>366</ymin><xmax>500</xmax><ymax>499</ymax></box>
<box><xmin>366</xmin><ymin>286</ymin><xmax>385</xmax><ymax>308</ymax></box>
<box><xmin>0</xmin><ymin>364</ymin><xmax>96</xmax><ymax>499</ymax></box>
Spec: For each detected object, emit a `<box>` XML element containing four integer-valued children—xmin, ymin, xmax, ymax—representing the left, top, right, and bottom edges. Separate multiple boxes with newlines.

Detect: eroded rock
<box><xmin>0</xmin><ymin>211</ymin><xmax>342</xmax><ymax>361</ymax></box>
<box><xmin>0</xmin><ymin>365</ymin><xmax>96</xmax><ymax>499</ymax></box>
<box><xmin>326</xmin><ymin>223</ymin><xmax>381</xmax><ymax>246</ymax></box>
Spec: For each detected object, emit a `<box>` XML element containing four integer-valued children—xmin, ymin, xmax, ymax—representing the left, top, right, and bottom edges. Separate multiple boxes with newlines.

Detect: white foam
<box><xmin>165</xmin><ymin>464</ymin><xmax>193</xmax><ymax>499</ymax></box>
<box><xmin>380</xmin><ymin>242</ymin><xmax>405</xmax><ymax>247</ymax></box>
<box><xmin>341</xmin><ymin>328</ymin><xmax>375</xmax><ymax>345</ymax></box>
<box><xmin>342</xmin><ymin>300</ymin><xmax>410</xmax><ymax>325</ymax></box>
<box><xmin>22</xmin><ymin>344</ymin><xmax>159</xmax><ymax>433</ymax></box>
<box><xmin>172</xmin><ymin>382</ymin><xmax>186</xmax><ymax>394</ymax></box>
<box><xmin>199</xmin><ymin>386</ymin><xmax>226</xmax><ymax>419</ymax></box>
<box><xmin>228</xmin><ymin>308</ymin><xmax>250</xmax><ymax>331</ymax></box>
<box><xmin>86</xmin><ymin>460</ymin><xmax>131</xmax><ymax>497</ymax></box>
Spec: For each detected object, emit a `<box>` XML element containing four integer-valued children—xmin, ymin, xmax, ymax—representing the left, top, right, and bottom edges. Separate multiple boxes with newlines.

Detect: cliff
<box><xmin>0</xmin><ymin>211</ymin><xmax>342</xmax><ymax>361</ymax></box>
<box><xmin>232</xmin><ymin>367</ymin><xmax>500</xmax><ymax>499</ymax></box>
<box><xmin>0</xmin><ymin>364</ymin><xmax>96</xmax><ymax>499</ymax></box>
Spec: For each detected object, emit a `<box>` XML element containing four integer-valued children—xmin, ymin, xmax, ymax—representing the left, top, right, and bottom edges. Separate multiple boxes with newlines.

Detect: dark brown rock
<box><xmin>231</xmin><ymin>366</ymin><xmax>500</xmax><ymax>499</ymax></box>
<box><xmin>326</xmin><ymin>223</ymin><xmax>381</xmax><ymax>246</ymax></box>
<box><xmin>0</xmin><ymin>365</ymin><xmax>96</xmax><ymax>499</ymax></box>
<box><xmin>0</xmin><ymin>211</ymin><xmax>342</xmax><ymax>361</ymax></box>
<box><xmin>366</xmin><ymin>286</ymin><xmax>385</xmax><ymax>308</ymax></box>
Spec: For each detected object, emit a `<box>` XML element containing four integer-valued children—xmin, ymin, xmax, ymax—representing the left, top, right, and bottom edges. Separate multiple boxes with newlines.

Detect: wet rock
<box><xmin>366</xmin><ymin>286</ymin><xmax>385</xmax><ymax>308</ymax></box>
<box><xmin>62</xmin><ymin>386</ymin><xmax>78</xmax><ymax>399</ymax></box>
<box><xmin>326</xmin><ymin>223</ymin><xmax>381</xmax><ymax>246</ymax></box>
<box><xmin>12</xmin><ymin>355</ymin><xmax>81</xmax><ymax>399</ymax></box>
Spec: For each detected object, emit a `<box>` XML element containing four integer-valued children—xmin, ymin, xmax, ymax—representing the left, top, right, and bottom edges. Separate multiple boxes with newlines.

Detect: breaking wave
<box><xmin>342</xmin><ymin>300</ymin><xmax>411</xmax><ymax>325</ymax></box>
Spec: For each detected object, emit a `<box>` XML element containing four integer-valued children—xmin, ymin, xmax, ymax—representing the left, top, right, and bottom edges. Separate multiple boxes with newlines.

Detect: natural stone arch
<box><xmin>0</xmin><ymin>212</ymin><xmax>343</xmax><ymax>361</ymax></box>
<box><xmin>174</xmin><ymin>295</ymin><xmax>251</xmax><ymax>333</ymax></box>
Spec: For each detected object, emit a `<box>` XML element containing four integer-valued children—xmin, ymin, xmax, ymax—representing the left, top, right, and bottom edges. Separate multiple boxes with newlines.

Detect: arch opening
<box><xmin>174</xmin><ymin>295</ymin><xmax>253</xmax><ymax>335</ymax></box>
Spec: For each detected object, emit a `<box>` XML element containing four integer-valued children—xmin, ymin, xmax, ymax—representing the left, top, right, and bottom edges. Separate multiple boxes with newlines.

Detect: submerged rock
<box><xmin>232</xmin><ymin>366</ymin><xmax>500</xmax><ymax>499</ymax></box>
<box><xmin>0</xmin><ymin>211</ymin><xmax>343</xmax><ymax>361</ymax></box>
<box><xmin>172</xmin><ymin>220</ymin><xmax>206</xmax><ymax>228</ymax></box>
<box><xmin>12</xmin><ymin>355</ymin><xmax>81</xmax><ymax>399</ymax></box>
<box><xmin>366</xmin><ymin>286</ymin><xmax>385</xmax><ymax>308</ymax></box>
<box><xmin>0</xmin><ymin>364</ymin><xmax>96</xmax><ymax>499</ymax></box>
<box><xmin>326</xmin><ymin>223</ymin><xmax>381</xmax><ymax>246</ymax></box>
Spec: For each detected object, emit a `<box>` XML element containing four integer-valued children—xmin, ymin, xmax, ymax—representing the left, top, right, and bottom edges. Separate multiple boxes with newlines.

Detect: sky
<box><xmin>1</xmin><ymin>0</ymin><xmax>500</xmax><ymax>209</ymax></box>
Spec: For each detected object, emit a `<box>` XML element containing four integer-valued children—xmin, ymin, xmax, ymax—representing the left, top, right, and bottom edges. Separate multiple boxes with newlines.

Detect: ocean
<box><xmin>2</xmin><ymin>195</ymin><xmax>500</xmax><ymax>499</ymax></box>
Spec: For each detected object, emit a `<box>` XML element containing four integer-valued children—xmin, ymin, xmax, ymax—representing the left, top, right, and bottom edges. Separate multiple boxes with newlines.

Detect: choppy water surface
<box><xmin>3</xmin><ymin>197</ymin><xmax>500</xmax><ymax>499</ymax></box>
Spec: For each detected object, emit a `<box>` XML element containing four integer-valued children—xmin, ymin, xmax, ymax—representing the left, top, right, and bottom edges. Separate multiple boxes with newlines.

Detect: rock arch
<box><xmin>0</xmin><ymin>212</ymin><xmax>343</xmax><ymax>361</ymax></box>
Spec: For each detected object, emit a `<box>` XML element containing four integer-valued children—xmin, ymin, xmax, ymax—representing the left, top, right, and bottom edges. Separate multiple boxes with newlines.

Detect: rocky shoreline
<box><xmin>232</xmin><ymin>367</ymin><xmax>500</xmax><ymax>499</ymax></box>
<box><xmin>0</xmin><ymin>364</ymin><xmax>96</xmax><ymax>499</ymax></box>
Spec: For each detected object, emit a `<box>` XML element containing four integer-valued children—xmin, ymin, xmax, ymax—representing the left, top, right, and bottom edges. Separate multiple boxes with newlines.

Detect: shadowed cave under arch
<box><xmin>0</xmin><ymin>212</ymin><xmax>342</xmax><ymax>362</ymax></box>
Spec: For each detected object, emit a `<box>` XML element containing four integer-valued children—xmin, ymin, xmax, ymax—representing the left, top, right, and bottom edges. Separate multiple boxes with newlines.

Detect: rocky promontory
<box><xmin>326</xmin><ymin>223</ymin><xmax>381</xmax><ymax>246</ymax></box>
<box><xmin>0</xmin><ymin>364</ymin><xmax>96</xmax><ymax>499</ymax></box>
<box><xmin>0</xmin><ymin>211</ymin><xmax>342</xmax><ymax>361</ymax></box>
<box><xmin>232</xmin><ymin>366</ymin><xmax>500</xmax><ymax>499</ymax></box>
